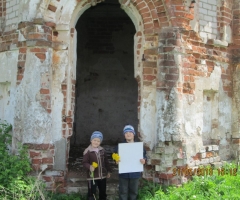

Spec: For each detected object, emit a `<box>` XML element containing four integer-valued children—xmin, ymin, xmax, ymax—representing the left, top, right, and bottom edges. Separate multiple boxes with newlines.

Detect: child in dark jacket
<box><xmin>82</xmin><ymin>131</ymin><xmax>112</xmax><ymax>200</ymax></box>
<box><xmin>114</xmin><ymin>125</ymin><xmax>147</xmax><ymax>200</ymax></box>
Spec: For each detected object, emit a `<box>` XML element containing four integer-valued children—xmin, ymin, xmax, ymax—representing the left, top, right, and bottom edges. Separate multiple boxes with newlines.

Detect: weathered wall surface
<box><xmin>0</xmin><ymin>51</ymin><xmax>18</xmax><ymax>124</ymax></box>
<box><xmin>0</xmin><ymin>0</ymin><xmax>240</xmax><ymax>190</ymax></box>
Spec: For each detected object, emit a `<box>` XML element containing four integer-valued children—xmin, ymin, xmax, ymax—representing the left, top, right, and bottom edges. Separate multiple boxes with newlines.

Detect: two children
<box><xmin>82</xmin><ymin>131</ymin><xmax>111</xmax><ymax>200</ymax></box>
<box><xmin>83</xmin><ymin>125</ymin><xmax>146</xmax><ymax>200</ymax></box>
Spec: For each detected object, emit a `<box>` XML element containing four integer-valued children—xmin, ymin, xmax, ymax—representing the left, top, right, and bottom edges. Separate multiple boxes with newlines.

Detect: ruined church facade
<box><xmin>1</xmin><ymin>0</ymin><xmax>240</xmax><ymax>191</ymax></box>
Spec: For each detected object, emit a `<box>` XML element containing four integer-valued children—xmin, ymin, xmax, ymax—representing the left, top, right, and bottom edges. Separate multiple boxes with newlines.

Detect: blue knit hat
<box><xmin>90</xmin><ymin>131</ymin><xmax>103</xmax><ymax>142</ymax></box>
<box><xmin>123</xmin><ymin>125</ymin><xmax>135</xmax><ymax>135</ymax></box>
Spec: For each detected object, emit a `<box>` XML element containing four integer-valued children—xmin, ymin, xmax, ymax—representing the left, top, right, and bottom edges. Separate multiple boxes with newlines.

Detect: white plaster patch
<box><xmin>156</xmin><ymin>89</ymin><xmax>183</xmax><ymax>142</ymax></box>
<box><xmin>185</xmin><ymin>121</ymin><xmax>193</xmax><ymax>136</ymax></box>
<box><xmin>59</xmin><ymin>0</ymin><xmax>78</xmax><ymax>24</ymax></box>
<box><xmin>140</xmin><ymin>87</ymin><xmax>156</xmax><ymax>149</ymax></box>
<box><xmin>222</xmin><ymin>25</ymin><xmax>232</xmax><ymax>43</ymax></box>
<box><xmin>19</xmin><ymin>0</ymin><xmax>42</xmax><ymax>22</ymax></box>
<box><xmin>14</xmin><ymin>52</ymin><xmax>52</xmax><ymax>144</ymax></box>
<box><xmin>18</xmin><ymin>30</ymin><xmax>27</xmax><ymax>42</ymax></box>
<box><xmin>51</xmin><ymin>50</ymin><xmax>67</xmax><ymax>142</ymax></box>
<box><xmin>0</xmin><ymin>51</ymin><xmax>18</xmax><ymax>124</ymax></box>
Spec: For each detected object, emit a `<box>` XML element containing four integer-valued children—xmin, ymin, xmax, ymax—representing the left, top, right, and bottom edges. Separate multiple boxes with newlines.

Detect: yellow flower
<box><xmin>112</xmin><ymin>153</ymin><xmax>120</xmax><ymax>162</ymax></box>
<box><xmin>92</xmin><ymin>162</ymin><xmax>98</xmax><ymax>168</ymax></box>
<box><xmin>91</xmin><ymin>162</ymin><xmax>98</xmax><ymax>185</ymax></box>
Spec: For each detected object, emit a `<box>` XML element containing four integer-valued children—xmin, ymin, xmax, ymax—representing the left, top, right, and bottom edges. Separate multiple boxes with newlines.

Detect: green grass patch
<box><xmin>138</xmin><ymin>163</ymin><xmax>240</xmax><ymax>200</ymax></box>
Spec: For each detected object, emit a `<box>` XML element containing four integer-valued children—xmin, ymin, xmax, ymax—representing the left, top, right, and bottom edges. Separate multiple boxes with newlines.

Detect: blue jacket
<box><xmin>114</xmin><ymin>140</ymin><xmax>147</xmax><ymax>179</ymax></box>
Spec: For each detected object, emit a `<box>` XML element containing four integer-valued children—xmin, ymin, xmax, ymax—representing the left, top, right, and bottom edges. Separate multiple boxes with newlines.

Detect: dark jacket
<box><xmin>114</xmin><ymin>140</ymin><xmax>147</xmax><ymax>179</ymax></box>
<box><xmin>82</xmin><ymin>145</ymin><xmax>111</xmax><ymax>180</ymax></box>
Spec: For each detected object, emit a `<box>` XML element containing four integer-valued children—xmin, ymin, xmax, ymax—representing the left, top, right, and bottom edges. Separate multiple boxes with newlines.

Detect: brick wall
<box><xmin>0</xmin><ymin>0</ymin><xmax>239</xmax><ymax>191</ymax></box>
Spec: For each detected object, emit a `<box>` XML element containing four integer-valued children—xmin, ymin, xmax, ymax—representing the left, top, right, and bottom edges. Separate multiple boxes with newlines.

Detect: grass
<box><xmin>138</xmin><ymin>163</ymin><xmax>240</xmax><ymax>200</ymax></box>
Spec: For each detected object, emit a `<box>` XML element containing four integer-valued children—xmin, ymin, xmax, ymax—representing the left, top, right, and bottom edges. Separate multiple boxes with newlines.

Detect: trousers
<box><xmin>87</xmin><ymin>178</ymin><xmax>107</xmax><ymax>200</ymax></box>
<box><xmin>119</xmin><ymin>177</ymin><xmax>139</xmax><ymax>200</ymax></box>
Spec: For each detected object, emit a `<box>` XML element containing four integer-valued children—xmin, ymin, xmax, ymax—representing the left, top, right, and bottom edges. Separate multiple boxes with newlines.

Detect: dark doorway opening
<box><xmin>68</xmin><ymin>0</ymin><xmax>138</xmax><ymax>192</ymax></box>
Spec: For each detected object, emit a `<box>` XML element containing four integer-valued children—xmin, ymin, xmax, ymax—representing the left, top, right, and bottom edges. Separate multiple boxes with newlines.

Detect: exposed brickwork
<box><xmin>26</xmin><ymin>143</ymin><xmax>55</xmax><ymax>171</ymax></box>
<box><xmin>0</xmin><ymin>0</ymin><xmax>7</xmax><ymax>32</ymax></box>
<box><xmin>0</xmin><ymin>0</ymin><xmax>239</xmax><ymax>192</ymax></box>
<box><xmin>157</xmin><ymin>28</ymin><xmax>232</xmax><ymax>96</ymax></box>
<box><xmin>48</xmin><ymin>4</ymin><xmax>57</xmax><ymax>12</ymax></box>
<box><xmin>233</xmin><ymin>0</ymin><xmax>240</xmax><ymax>45</ymax></box>
<box><xmin>143</xmin><ymin>35</ymin><xmax>158</xmax><ymax>86</ymax></box>
<box><xmin>219</xmin><ymin>0</ymin><xmax>233</xmax><ymax>39</ymax></box>
<box><xmin>0</xmin><ymin>0</ymin><xmax>6</xmax><ymax>18</ymax></box>
<box><xmin>26</xmin><ymin>143</ymin><xmax>65</xmax><ymax>192</ymax></box>
<box><xmin>158</xmin><ymin>29</ymin><xmax>182</xmax><ymax>93</ymax></box>
<box><xmin>62</xmin><ymin>78</ymin><xmax>75</xmax><ymax>139</ymax></box>
<box><xmin>232</xmin><ymin>0</ymin><xmax>240</xmax><ymax>160</ymax></box>
<box><xmin>165</xmin><ymin>0</ymin><xmax>194</xmax><ymax>30</ymax></box>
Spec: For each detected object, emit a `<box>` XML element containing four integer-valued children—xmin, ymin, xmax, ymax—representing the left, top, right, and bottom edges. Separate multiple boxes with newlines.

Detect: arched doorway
<box><xmin>68</xmin><ymin>0</ymin><xmax>138</xmax><ymax>192</ymax></box>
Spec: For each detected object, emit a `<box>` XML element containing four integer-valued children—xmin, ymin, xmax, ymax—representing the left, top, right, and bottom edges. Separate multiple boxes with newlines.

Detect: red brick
<box><xmin>17</xmin><ymin>75</ymin><xmax>23</xmax><ymax>81</ymax></box>
<box><xmin>42</xmin><ymin>176</ymin><xmax>53</xmax><ymax>182</ymax></box>
<box><xmin>29</xmin><ymin>151</ymin><xmax>41</xmax><ymax>158</ymax></box>
<box><xmin>163</xmin><ymin>47</ymin><xmax>175</xmax><ymax>52</ymax></box>
<box><xmin>35</xmin><ymin>53</ymin><xmax>46</xmax><ymax>60</ymax></box>
<box><xmin>142</xmin><ymin>81</ymin><xmax>152</xmax><ymax>86</ymax></box>
<box><xmin>165</xmin><ymin>74</ymin><xmax>179</xmax><ymax>81</ymax></box>
<box><xmin>184</xmin><ymin>76</ymin><xmax>189</xmax><ymax>82</ymax></box>
<box><xmin>17</xmin><ymin>61</ymin><xmax>25</xmax><ymax>68</ymax></box>
<box><xmin>144</xmin><ymin>23</ymin><xmax>154</xmax><ymax>29</ymax></box>
<box><xmin>45</xmin><ymin>22</ymin><xmax>56</xmax><ymax>28</ymax></box>
<box><xmin>54</xmin><ymin>176</ymin><xmax>64</xmax><ymax>183</ymax></box>
<box><xmin>143</xmin><ymin>61</ymin><xmax>157</xmax><ymax>68</ymax></box>
<box><xmin>61</xmin><ymin>85</ymin><xmax>67</xmax><ymax>90</ymax></box>
<box><xmin>32</xmin><ymin>158</ymin><xmax>42</xmax><ymax>165</ymax></box>
<box><xmin>143</xmin><ymin>67</ymin><xmax>153</xmax><ymax>74</ymax></box>
<box><xmin>192</xmin><ymin>153</ymin><xmax>201</xmax><ymax>160</ymax></box>
<box><xmin>40</xmin><ymin>89</ymin><xmax>50</xmax><ymax>94</ymax></box>
<box><xmin>151</xmin><ymin>159</ymin><xmax>161</xmax><ymax>165</ymax></box>
<box><xmin>206</xmin><ymin>152</ymin><xmax>214</xmax><ymax>158</ymax></box>
<box><xmin>29</xmin><ymin>143</ymin><xmax>55</xmax><ymax>150</ymax></box>
<box><xmin>65</xmin><ymin>117</ymin><xmax>72</xmax><ymax>123</ymax></box>
<box><xmin>32</xmin><ymin>164</ymin><xmax>41</xmax><ymax>171</ymax></box>
<box><xmin>48</xmin><ymin>4</ymin><xmax>57</xmax><ymax>12</ymax></box>
<box><xmin>19</xmin><ymin>48</ymin><xmax>27</xmax><ymax>53</ymax></box>
<box><xmin>159</xmin><ymin>173</ymin><xmax>173</xmax><ymax>179</ymax></box>
<box><xmin>67</xmin><ymin>123</ymin><xmax>72</xmax><ymax>128</ymax></box>
<box><xmin>143</xmin><ymin>75</ymin><xmax>156</xmax><ymax>81</ymax></box>
<box><xmin>30</xmin><ymin>48</ymin><xmax>47</xmax><ymax>53</ymax></box>
<box><xmin>175</xmin><ymin>5</ymin><xmax>185</xmax><ymax>11</ymax></box>
<box><xmin>42</xmin><ymin>157</ymin><xmax>54</xmax><ymax>164</ymax></box>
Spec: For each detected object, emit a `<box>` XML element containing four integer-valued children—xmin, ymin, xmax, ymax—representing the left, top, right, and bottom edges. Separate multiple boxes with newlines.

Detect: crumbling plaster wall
<box><xmin>13</xmin><ymin>51</ymin><xmax>52</xmax><ymax>143</ymax></box>
<box><xmin>0</xmin><ymin>51</ymin><xmax>18</xmax><ymax>124</ymax></box>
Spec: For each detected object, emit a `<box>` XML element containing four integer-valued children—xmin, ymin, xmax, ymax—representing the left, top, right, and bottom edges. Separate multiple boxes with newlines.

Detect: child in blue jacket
<box><xmin>114</xmin><ymin>125</ymin><xmax>147</xmax><ymax>200</ymax></box>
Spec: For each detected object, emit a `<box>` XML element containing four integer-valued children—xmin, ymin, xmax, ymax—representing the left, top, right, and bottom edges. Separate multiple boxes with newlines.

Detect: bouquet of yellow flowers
<box><xmin>90</xmin><ymin>162</ymin><xmax>98</xmax><ymax>185</ymax></box>
<box><xmin>112</xmin><ymin>153</ymin><xmax>120</xmax><ymax>162</ymax></box>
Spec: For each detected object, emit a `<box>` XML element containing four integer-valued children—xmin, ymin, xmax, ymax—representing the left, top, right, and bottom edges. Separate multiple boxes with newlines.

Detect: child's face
<box><xmin>124</xmin><ymin>131</ymin><xmax>134</xmax><ymax>141</ymax></box>
<box><xmin>91</xmin><ymin>138</ymin><xmax>101</xmax><ymax>148</ymax></box>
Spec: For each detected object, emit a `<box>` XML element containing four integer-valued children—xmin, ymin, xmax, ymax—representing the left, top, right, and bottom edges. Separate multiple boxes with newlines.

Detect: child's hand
<box><xmin>140</xmin><ymin>159</ymin><xmax>145</xmax><ymax>164</ymax></box>
<box><xmin>107</xmin><ymin>173</ymin><xmax>111</xmax><ymax>178</ymax></box>
<box><xmin>90</xmin><ymin>165</ymin><xmax>95</xmax><ymax>172</ymax></box>
<box><xmin>116</xmin><ymin>160</ymin><xmax>120</xmax><ymax>165</ymax></box>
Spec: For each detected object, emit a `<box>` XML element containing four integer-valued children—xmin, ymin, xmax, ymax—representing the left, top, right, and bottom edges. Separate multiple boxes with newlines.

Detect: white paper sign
<box><xmin>118</xmin><ymin>142</ymin><xmax>143</xmax><ymax>173</ymax></box>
